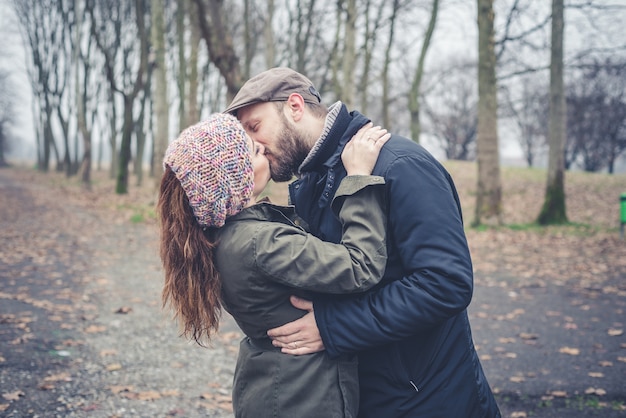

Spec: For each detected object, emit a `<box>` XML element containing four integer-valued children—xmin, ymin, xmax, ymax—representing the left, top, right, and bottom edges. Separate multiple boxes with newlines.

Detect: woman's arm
<box><xmin>253</xmin><ymin>124</ymin><xmax>391</xmax><ymax>294</ymax></box>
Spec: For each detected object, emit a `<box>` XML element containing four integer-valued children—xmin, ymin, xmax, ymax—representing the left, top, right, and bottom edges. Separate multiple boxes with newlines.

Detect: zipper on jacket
<box><xmin>409</xmin><ymin>380</ymin><xmax>419</xmax><ymax>393</ymax></box>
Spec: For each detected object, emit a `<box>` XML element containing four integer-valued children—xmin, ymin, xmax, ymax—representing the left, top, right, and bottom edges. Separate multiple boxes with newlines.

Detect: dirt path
<box><xmin>1</xmin><ymin>169</ymin><xmax>240</xmax><ymax>417</ymax></box>
<box><xmin>1</xmin><ymin>167</ymin><xmax>625</xmax><ymax>417</ymax></box>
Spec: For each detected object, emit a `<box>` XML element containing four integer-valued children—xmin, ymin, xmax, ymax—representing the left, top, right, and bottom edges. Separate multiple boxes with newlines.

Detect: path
<box><xmin>0</xmin><ymin>168</ymin><xmax>624</xmax><ymax>417</ymax></box>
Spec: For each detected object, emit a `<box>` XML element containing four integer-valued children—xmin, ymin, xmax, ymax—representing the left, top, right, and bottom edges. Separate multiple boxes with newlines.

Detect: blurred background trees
<box><xmin>1</xmin><ymin>0</ymin><xmax>625</xmax><ymax>223</ymax></box>
<box><xmin>0</xmin><ymin>69</ymin><xmax>15</xmax><ymax>168</ymax></box>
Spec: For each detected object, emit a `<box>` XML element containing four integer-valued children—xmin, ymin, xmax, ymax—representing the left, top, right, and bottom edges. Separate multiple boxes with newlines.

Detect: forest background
<box><xmin>0</xmin><ymin>1</ymin><xmax>625</xmax><ymax>416</ymax></box>
<box><xmin>0</xmin><ymin>0</ymin><xmax>625</xmax><ymax>226</ymax></box>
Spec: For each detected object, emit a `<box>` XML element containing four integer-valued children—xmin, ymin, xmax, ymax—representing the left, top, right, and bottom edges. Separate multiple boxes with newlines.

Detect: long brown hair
<box><xmin>157</xmin><ymin>166</ymin><xmax>222</xmax><ymax>346</ymax></box>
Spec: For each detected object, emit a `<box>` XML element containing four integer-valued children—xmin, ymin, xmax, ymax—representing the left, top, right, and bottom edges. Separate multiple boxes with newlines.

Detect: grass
<box><xmin>10</xmin><ymin>160</ymin><xmax>626</xmax><ymax>230</ymax></box>
<box><xmin>4</xmin><ymin>163</ymin><xmax>625</xmax><ymax>312</ymax></box>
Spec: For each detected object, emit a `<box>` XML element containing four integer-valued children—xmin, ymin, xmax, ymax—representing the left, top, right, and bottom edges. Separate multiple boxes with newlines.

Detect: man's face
<box><xmin>237</xmin><ymin>102</ymin><xmax>310</xmax><ymax>182</ymax></box>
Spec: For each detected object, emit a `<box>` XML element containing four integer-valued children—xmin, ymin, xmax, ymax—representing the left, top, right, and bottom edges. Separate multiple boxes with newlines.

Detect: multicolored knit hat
<box><xmin>163</xmin><ymin>113</ymin><xmax>254</xmax><ymax>228</ymax></box>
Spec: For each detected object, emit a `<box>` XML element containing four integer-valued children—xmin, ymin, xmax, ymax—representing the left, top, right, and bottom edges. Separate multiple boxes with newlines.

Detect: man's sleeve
<box><xmin>314</xmin><ymin>155</ymin><xmax>474</xmax><ymax>357</ymax></box>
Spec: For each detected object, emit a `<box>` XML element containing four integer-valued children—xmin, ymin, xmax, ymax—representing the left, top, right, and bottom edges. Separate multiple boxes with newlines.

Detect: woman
<box><xmin>157</xmin><ymin>113</ymin><xmax>389</xmax><ymax>418</ymax></box>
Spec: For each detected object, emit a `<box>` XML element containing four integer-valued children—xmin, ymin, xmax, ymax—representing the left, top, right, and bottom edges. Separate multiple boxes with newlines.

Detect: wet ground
<box><xmin>1</xmin><ymin>168</ymin><xmax>625</xmax><ymax>417</ymax></box>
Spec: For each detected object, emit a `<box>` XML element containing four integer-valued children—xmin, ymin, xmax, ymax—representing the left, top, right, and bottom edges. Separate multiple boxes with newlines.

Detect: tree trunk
<box><xmin>409</xmin><ymin>0</ymin><xmax>439</xmax><ymax>144</ymax></box>
<box><xmin>57</xmin><ymin>110</ymin><xmax>71</xmax><ymax>176</ymax></box>
<box><xmin>177</xmin><ymin>0</ymin><xmax>187</xmax><ymax>131</ymax></box>
<box><xmin>75</xmin><ymin>0</ymin><xmax>91</xmax><ymax>189</ymax></box>
<box><xmin>152</xmin><ymin>0</ymin><xmax>169</xmax><ymax>183</ymax></box>
<box><xmin>116</xmin><ymin>96</ymin><xmax>134</xmax><ymax>194</ymax></box>
<box><xmin>341</xmin><ymin>0</ymin><xmax>357</xmax><ymax>108</ymax></box>
<box><xmin>188</xmin><ymin>0</ymin><xmax>201</xmax><ymax>123</ymax></box>
<box><xmin>330</xmin><ymin>1</ymin><xmax>343</xmax><ymax>100</ymax></box>
<box><xmin>193</xmin><ymin>0</ymin><xmax>242</xmax><ymax>100</ymax></box>
<box><xmin>537</xmin><ymin>0</ymin><xmax>568</xmax><ymax>225</ymax></box>
<box><xmin>382</xmin><ymin>0</ymin><xmax>399</xmax><ymax>130</ymax></box>
<box><xmin>474</xmin><ymin>0</ymin><xmax>502</xmax><ymax>226</ymax></box>
<box><xmin>135</xmin><ymin>102</ymin><xmax>146</xmax><ymax>186</ymax></box>
<box><xmin>358</xmin><ymin>0</ymin><xmax>384</xmax><ymax>114</ymax></box>
<box><xmin>264</xmin><ymin>0</ymin><xmax>275</xmax><ymax>67</ymax></box>
<box><xmin>108</xmin><ymin>91</ymin><xmax>118</xmax><ymax>179</ymax></box>
<box><xmin>243</xmin><ymin>0</ymin><xmax>252</xmax><ymax>79</ymax></box>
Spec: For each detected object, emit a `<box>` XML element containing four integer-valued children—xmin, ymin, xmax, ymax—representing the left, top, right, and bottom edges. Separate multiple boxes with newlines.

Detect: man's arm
<box><xmin>269</xmin><ymin>151</ymin><xmax>473</xmax><ymax>357</ymax></box>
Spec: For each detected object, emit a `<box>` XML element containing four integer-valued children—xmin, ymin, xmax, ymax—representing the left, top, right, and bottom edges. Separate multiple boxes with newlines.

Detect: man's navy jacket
<box><xmin>289</xmin><ymin>104</ymin><xmax>501</xmax><ymax>417</ymax></box>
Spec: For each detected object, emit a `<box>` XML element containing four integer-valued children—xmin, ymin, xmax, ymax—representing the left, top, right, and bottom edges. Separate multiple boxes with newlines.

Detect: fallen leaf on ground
<box><xmin>44</xmin><ymin>372</ymin><xmax>71</xmax><ymax>382</ymax></box>
<box><xmin>585</xmin><ymin>387</ymin><xmax>607</xmax><ymax>395</ymax></box>
<box><xmin>608</xmin><ymin>328</ymin><xmax>623</xmax><ymax>336</ymax></box>
<box><xmin>122</xmin><ymin>390</ymin><xmax>162</xmax><ymax>401</ymax></box>
<box><xmin>84</xmin><ymin>325</ymin><xmax>107</xmax><ymax>333</ymax></box>
<box><xmin>106</xmin><ymin>363</ymin><xmax>122</xmax><ymax>371</ymax></box>
<box><xmin>559</xmin><ymin>347</ymin><xmax>580</xmax><ymax>355</ymax></box>
<box><xmin>550</xmin><ymin>390</ymin><xmax>567</xmax><ymax>397</ymax></box>
<box><xmin>99</xmin><ymin>349</ymin><xmax>118</xmax><ymax>357</ymax></box>
<box><xmin>109</xmin><ymin>385</ymin><xmax>134</xmax><ymax>394</ymax></box>
<box><xmin>588</xmin><ymin>372</ymin><xmax>604</xmax><ymax>378</ymax></box>
<box><xmin>2</xmin><ymin>391</ymin><xmax>25</xmax><ymax>401</ymax></box>
<box><xmin>115</xmin><ymin>306</ymin><xmax>133</xmax><ymax>314</ymax></box>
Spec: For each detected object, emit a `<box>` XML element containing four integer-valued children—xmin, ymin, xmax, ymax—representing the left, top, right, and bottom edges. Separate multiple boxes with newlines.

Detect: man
<box><xmin>225</xmin><ymin>67</ymin><xmax>500</xmax><ymax>417</ymax></box>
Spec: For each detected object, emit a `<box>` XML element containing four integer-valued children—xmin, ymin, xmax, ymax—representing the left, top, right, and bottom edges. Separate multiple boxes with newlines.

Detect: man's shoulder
<box><xmin>376</xmin><ymin>134</ymin><xmax>435</xmax><ymax>164</ymax></box>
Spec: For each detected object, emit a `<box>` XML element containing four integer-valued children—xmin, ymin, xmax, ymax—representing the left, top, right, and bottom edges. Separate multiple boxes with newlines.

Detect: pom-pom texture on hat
<box><xmin>163</xmin><ymin>113</ymin><xmax>254</xmax><ymax>228</ymax></box>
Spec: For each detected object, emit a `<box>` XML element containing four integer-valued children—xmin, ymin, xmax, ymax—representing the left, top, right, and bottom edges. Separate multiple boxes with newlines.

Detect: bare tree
<box><xmin>11</xmin><ymin>0</ymin><xmax>67</xmax><ymax>172</ymax></box>
<box><xmin>475</xmin><ymin>0</ymin><xmax>502</xmax><ymax>226</ymax></box>
<box><xmin>152</xmin><ymin>0</ymin><xmax>169</xmax><ymax>184</ymax></box>
<box><xmin>0</xmin><ymin>70</ymin><xmax>15</xmax><ymax>167</ymax></box>
<box><xmin>408</xmin><ymin>0</ymin><xmax>439</xmax><ymax>144</ymax></box>
<box><xmin>537</xmin><ymin>0</ymin><xmax>567</xmax><ymax>225</ymax></box>
<box><xmin>187</xmin><ymin>1</ymin><xmax>202</xmax><ymax>124</ymax></box>
<box><xmin>87</xmin><ymin>0</ymin><xmax>150</xmax><ymax>194</ymax></box>
<box><xmin>502</xmin><ymin>77</ymin><xmax>548</xmax><ymax>167</ymax></box>
<box><xmin>566</xmin><ymin>59</ymin><xmax>626</xmax><ymax>173</ymax></box>
<box><xmin>357</xmin><ymin>0</ymin><xmax>386</xmax><ymax>114</ymax></box>
<box><xmin>381</xmin><ymin>0</ymin><xmax>400</xmax><ymax>130</ymax></box>
<box><xmin>192</xmin><ymin>0</ymin><xmax>242</xmax><ymax>100</ymax></box>
<box><xmin>423</xmin><ymin>64</ymin><xmax>477</xmax><ymax>161</ymax></box>
<box><xmin>263</xmin><ymin>0</ymin><xmax>276</xmax><ymax>67</ymax></box>
<box><xmin>341</xmin><ymin>0</ymin><xmax>357</xmax><ymax>108</ymax></box>
<box><xmin>176</xmin><ymin>0</ymin><xmax>188</xmax><ymax>131</ymax></box>
<box><xmin>74</xmin><ymin>0</ymin><xmax>99</xmax><ymax>188</ymax></box>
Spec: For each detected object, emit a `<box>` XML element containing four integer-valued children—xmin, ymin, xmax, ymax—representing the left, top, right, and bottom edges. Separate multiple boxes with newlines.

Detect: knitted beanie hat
<box><xmin>163</xmin><ymin>113</ymin><xmax>254</xmax><ymax>228</ymax></box>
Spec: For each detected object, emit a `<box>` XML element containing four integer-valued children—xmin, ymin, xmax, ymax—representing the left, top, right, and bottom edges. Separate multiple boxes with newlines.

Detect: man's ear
<box><xmin>285</xmin><ymin>93</ymin><xmax>306</xmax><ymax>122</ymax></box>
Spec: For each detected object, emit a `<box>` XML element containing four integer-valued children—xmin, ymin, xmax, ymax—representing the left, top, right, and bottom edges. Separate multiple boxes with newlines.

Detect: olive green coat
<box><xmin>215</xmin><ymin>175</ymin><xmax>387</xmax><ymax>418</ymax></box>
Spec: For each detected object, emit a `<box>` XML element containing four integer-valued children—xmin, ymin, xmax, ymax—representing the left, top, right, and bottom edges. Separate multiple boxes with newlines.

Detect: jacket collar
<box><xmin>225</xmin><ymin>201</ymin><xmax>297</xmax><ymax>223</ymax></box>
<box><xmin>299</xmin><ymin>103</ymin><xmax>370</xmax><ymax>173</ymax></box>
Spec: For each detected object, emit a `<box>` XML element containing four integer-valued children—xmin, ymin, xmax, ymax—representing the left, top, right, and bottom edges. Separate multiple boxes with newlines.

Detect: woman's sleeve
<box><xmin>253</xmin><ymin>176</ymin><xmax>387</xmax><ymax>294</ymax></box>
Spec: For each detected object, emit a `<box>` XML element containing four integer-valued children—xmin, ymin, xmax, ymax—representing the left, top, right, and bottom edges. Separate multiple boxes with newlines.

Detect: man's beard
<box><xmin>269</xmin><ymin>114</ymin><xmax>312</xmax><ymax>182</ymax></box>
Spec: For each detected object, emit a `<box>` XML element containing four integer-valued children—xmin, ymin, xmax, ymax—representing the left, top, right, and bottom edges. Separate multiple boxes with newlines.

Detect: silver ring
<box><xmin>292</xmin><ymin>341</ymin><xmax>298</xmax><ymax>349</ymax></box>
